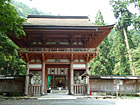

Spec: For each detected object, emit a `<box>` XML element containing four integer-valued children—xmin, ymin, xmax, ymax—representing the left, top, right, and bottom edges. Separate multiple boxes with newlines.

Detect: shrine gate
<box><xmin>8</xmin><ymin>15</ymin><xmax>114</xmax><ymax>96</ymax></box>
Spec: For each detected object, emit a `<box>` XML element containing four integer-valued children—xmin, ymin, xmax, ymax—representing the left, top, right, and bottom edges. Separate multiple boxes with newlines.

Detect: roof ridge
<box><xmin>27</xmin><ymin>15</ymin><xmax>89</xmax><ymax>19</ymax></box>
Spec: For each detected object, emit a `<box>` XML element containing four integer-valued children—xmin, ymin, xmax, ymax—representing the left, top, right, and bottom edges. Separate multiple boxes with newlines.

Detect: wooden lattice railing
<box><xmin>73</xmin><ymin>84</ymin><xmax>87</xmax><ymax>95</ymax></box>
<box><xmin>19</xmin><ymin>48</ymin><xmax>98</xmax><ymax>53</ymax></box>
<box><xmin>28</xmin><ymin>84</ymin><xmax>41</xmax><ymax>96</ymax></box>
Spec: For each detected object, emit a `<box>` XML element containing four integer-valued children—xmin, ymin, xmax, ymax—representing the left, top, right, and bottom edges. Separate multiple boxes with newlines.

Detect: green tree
<box><xmin>89</xmin><ymin>10</ymin><xmax>113</xmax><ymax>75</ymax></box>
<box><xmin>131</xmin><ymin>29</ymin><xmax>140</xmax><ymax>48</ymax></box>
<box><xmin>111</xmin><ymin>31</ymin><xmax>131</xmax><ymax>75</ymax></box>
<box><xmin>0</xmin><ymin>0</ymin><xmax>26</xmax><ymax>75</ymax></box>
<box><xmin>0</xmin><ymin>0</ymin><xmax>25</xmax><ymax>37</ymax></box>
<box><xmin>131</xmin><ymin>46</ymin><xmax>140</xmax><ymax>75</ymax></box>
<box><xmin>110</xmin><ymin>0</ymin><xmax>135</xmax><ymax>75</ymax></box>
<box><xmin>94</xmin><ymin>10</ymin><xmax>105</xmax><ymax>25</ymax></box>
<box><xmin>129</xmin><ymin>0</ymin><xmax>140</xmax><ymax>7</ymax></box>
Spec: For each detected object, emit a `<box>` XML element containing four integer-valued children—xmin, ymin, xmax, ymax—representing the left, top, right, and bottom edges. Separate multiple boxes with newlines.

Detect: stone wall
<box><xmin>0</xmin><ymin>76</ymin><xmax>25</xmax><ymax>96</ymax></box>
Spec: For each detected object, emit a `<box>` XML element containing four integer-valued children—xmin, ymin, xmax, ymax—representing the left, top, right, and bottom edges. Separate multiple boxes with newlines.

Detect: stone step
<box><xmin>51</xmin><ymin>89</ymin><xmax>68</xmax><ymax>93</ymax></box>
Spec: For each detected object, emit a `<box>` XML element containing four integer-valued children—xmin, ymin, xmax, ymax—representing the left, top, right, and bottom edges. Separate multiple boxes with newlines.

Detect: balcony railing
<box><xmin>19</xmin><ymin>48</ymin><xmax>98</xmax><ymax>53</ymax></box>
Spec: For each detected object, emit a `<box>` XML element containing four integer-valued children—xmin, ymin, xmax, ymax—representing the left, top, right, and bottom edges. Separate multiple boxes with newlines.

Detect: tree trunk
<box><xmin>123</xmin><ymin>28</ymin><xmax>135</xmax><ymax>76</ymax></box>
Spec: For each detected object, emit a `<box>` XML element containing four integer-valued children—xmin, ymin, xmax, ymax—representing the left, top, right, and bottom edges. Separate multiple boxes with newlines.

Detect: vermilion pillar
<box><xmin>85</xmin><ymin>61</ymin><xmax>90</xmax><ymax>95</ymax></box>
<box><xmin>25</xmin><ymin>62</ymin><xmax>29</xmax><ymax>95</ymax></box>
<box><xmin>41</xmin><ymin>61</ymin><xmax>45</xmax><ymax>95</ymax></box>
<box><xmin>70</xmin><ymin>59</ymin><xmax>74</xmax><ymax>94</ymax></box>
<box><xmin>45</xmin><ymin>67</ymin><xmax>48</xmax><ymax>94</ymax></box>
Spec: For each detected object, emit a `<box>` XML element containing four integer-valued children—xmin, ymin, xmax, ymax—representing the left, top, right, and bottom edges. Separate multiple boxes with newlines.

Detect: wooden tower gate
<box><xmin>7</xmin><ymin>15</ymin><xmax>114</xmax><ymax>96</ymax></box>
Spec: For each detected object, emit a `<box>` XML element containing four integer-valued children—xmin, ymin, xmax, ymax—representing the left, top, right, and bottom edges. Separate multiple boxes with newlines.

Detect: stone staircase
<box><xmin>51</xmin><ymin>89</ymin><xmax>68</xmax><ymax>94</ymax></box>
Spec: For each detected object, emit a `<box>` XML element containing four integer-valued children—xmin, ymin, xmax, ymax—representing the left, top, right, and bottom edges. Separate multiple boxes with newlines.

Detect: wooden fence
<box><xmin>73</xmin><ymin>84</ymin><xmax>87</xmax><ymax>95</ymax></box>
<box><xmin>28</xmin><ymin>84</ymin><xmax>42</xmax><ymax>96</ymax></box>
<box><xmin>90</xmin><ymin>79</ymin><xmax>140</xmax><ymax>94</ymax></box>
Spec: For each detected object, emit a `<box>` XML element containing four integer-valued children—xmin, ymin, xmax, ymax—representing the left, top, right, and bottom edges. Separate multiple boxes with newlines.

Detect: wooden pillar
<box><xmin>53</xmin><ymin>75</ymin><xmax>55</xmax><ymax>88</ymax></box>
<box><xmin>45</xmin><ymin>68</ymin><xmax>48</xmax><ymax>94</ymax></box>
<box><xmin>70</xmin><ymin>54</ymin><xmax>74</xmax><ymax>94</ymax></box>
<box><xmin>85</xmin><ymin>61</ymin><xmax>90</xmax><ymax>95</ymax></box>
<box><xmin>66</xmin><ymin>68</ymin><xmax>68</xmax><ymax>89</ymax></box>
<box><xmin>68</xmin><ymin>67</ymin><xmax>71</xmax><ymax>94</ymax></box>
<box><xmin>41</xmin><ymin>61</ymin><xmax>45</xmax><ymax>95</ymax></box>
<box><xmin>25</xmin><ymin>62</ymin><xmax>29</xmax><ymax>95</ymax></box>
<box><xmin>70</xmin><ymin>61</ymin><xmax>74</xmax><ymax>94</ymax></box>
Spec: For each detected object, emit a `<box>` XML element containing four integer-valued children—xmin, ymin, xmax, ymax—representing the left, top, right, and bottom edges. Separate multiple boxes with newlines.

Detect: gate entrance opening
<box><xmin>46</xmin><ymin>64</ymin><xmax>70</xmax><ymax>91</ymax></box>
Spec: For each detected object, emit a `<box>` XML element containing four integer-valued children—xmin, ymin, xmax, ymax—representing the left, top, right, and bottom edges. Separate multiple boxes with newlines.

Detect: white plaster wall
<box><xmin>73</xmin><ymin>64</ymin><xmax>85</xmax><ymax>68</ymax></box>
<box><xmin>29</xmin><ymin>64</ymin><xmax>42</xmax><ymax>69</ymax></box>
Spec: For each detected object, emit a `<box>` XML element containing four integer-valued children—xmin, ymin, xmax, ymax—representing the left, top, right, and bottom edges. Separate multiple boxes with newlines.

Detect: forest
<box><xmin>0</xmin><ymin>0</ymin><xmax>140</xmax><ymax>76</ymax></box>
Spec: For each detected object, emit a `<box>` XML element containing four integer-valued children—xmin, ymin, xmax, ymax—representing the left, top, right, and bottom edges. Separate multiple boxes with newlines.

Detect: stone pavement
<box><xmin>1</xmin><ymin>98</ymin><xmax>140</xmax><ymax>105</ymax></box>
<box><xmin>0</xmin><ymin>93</ymin><xmax>116</xmax><ymax>100</ymax></box>
<box><xmin>1</xmin><ymin>93</ymin><xmax>140</xmax><ymax>100</ymax></box>
<box><xmin>0</xmin><ymin>93</ymin><xmax>140</xmax><ymax>105</ymax></box>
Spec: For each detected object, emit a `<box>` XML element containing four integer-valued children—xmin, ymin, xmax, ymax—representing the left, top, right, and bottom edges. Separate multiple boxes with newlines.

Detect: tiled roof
<box><xmin>25</xmin><ymin>15</ymin><xmax>93</xmax><ymax>26</ymax></box>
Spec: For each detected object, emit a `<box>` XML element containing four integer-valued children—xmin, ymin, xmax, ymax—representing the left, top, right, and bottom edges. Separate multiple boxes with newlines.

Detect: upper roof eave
<box><xmin>23</xmin><ymin>24</ymin><xmax>115</xmax><ymax>30</ymax></box>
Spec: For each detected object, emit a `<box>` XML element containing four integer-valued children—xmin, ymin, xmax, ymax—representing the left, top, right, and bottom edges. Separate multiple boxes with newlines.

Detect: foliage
<box><xmin>131</xmin><ymin>29</ymin><xmax>140</xmax><ymax>48</ymax></box>
<box><xmin>110</xmin><ymin>0</ymin><xmax>136</xmax><ymax>75</ymax></box>
<box><xmin>0</xmin><ymin>0</ymin><xmax>48</xmax><ymax>76</ymax></box>
<box><xmin>129</xmin><ymin>0</ymin><xmax>140</xmax><ymax>7</ymax></box>
<box><xmin>94</xmin><ymin>10</ymin><xmax>105</xmax><ymax>25</ymax></box>
<box><xmin>0</xmin><ymin>0</ymin><xmax>26</xmax><ymax>75</ymax></box>
<box><xmin>110</xmin><ymin>0</ymin><xmax>133</xmax><ymax>30</ymax></box>
<box><xmin>131</xmin><ymin>47</ymin><xmax>140</xmax><ymax>75</ymax></box>
<box><xmin>0</xmin><ymin>0</ymin><xmax>25</xmax><ymax>37</ymax></box>
<box><xmin>0</xmin><ymin>32</ymin><xmax>26</xmax><ymax>75</ymax></box>
<box><xmin>111</xmin><ymin>30</ymin><xmax>131</xmax><ymax>75</ymax></box>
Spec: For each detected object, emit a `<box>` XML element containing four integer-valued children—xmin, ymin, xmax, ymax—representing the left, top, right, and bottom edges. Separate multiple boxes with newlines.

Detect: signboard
<box><xmin>114</xmin><ymin>85</ymin><xmax>119</xmax><ymax>91</ymax></box>
<box><xmin>114</xmin><ymin>80</ymin><xmax>123</xmax><ymax>85</ymax></box>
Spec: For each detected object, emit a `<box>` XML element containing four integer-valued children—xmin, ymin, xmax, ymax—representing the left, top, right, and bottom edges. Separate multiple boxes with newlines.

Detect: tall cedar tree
<box><xmin>110</xmin><ymin>0</ymin><xmax>135</xmax><ymax>75</ymax></box>
<box><xmin>111</xmin><ymin>31</ymin><xmax>131</xmax><ymax>75</ymax></box>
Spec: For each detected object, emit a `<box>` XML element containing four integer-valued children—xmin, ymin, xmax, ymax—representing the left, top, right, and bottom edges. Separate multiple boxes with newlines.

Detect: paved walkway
<box><xmin>38</xmin><ymin>93</ymin><xmax>116</xmax><ymax>100</ymax></box>
<box><xmin>4</xmin><ymin>92</ymin><xmax>140</xmax><ymax>100</ymax></box>
<box><xmin>1</xmin><ymin>98</ymin><xmax>140</xmax><ymax>105</ymax></box>
<box><xmin>38</xmin><ymin>93</ymin><xmax>77</xmax><ymax>100</ymax></box>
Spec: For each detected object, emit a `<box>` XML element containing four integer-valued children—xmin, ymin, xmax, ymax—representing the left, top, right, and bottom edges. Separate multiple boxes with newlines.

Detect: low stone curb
<box><xmin>0</xmin><ymin>96</ymin><xmax>139</xmax><ymax>100</ymax></box>
<box><xmin>0</xmin><ymin>96</ymin><xmax>38</xmax><ymax>100</ymax></box>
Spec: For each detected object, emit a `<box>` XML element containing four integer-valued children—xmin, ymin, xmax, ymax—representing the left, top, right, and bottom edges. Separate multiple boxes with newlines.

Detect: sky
<box><xmin>15</xmin><ymin>0</ymin><xmax>117</xmax><ymax>24</ymax></box>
